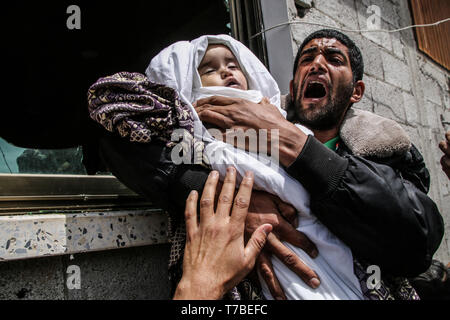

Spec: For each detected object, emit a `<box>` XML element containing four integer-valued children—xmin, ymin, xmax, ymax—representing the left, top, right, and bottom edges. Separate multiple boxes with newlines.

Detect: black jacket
<box><xmin>285</xmin><ymin>135</ymin><xmax>444</xmax><ymax>277</ymax></box>
<box><xmin>97</xmin><ymin>130</ymin><xmax>444</xmax><ymax>278</ymax></box>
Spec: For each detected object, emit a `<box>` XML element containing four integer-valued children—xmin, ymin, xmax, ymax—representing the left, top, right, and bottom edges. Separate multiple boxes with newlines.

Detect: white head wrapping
<box><xmin>145</xmin><ymin>34</ymin><xmax>284</xmax><ymax>122</ymax></box>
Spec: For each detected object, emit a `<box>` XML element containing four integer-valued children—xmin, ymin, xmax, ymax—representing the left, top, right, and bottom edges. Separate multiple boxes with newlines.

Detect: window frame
<box><xmin>0</xmin><ymin>173</ymin><xmax>153</xmax><ymax>215</ymax></box>
<box><xmin>229</xmin><ymin>0</ymin><xmax>269</xmax><ymax>67</ymax></box>
<box><xmin>229</xmin><ymin>0</ymin><xmax>294</xmax><ymax>94</ymax></box>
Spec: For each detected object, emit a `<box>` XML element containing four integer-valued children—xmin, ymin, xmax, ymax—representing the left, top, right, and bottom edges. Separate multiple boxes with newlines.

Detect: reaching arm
<box><xmin>174</xmin><ymin>169</ymin><xmax>272</xmax><ymax>300</ymax></box>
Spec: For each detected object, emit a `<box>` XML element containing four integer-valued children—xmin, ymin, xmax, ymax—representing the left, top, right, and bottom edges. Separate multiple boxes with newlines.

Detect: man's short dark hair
<box><xmin>293</xmin><ymin>29</ymin><xmax>364</xmax><ymax>83</ymax></box>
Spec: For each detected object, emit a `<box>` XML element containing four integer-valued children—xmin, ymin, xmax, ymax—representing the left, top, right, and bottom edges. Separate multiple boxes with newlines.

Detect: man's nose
<box><xmin>309</xmin><ymin>54</ymin><xmax>327</xmax><ymax>74</ymax></box>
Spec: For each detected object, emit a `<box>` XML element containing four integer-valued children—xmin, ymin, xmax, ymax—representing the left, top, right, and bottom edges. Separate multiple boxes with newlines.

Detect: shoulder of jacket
<box><xmin>340</xmin><ymin>108</ymin><xmax>411</xmax><ymax>158</ymax></box>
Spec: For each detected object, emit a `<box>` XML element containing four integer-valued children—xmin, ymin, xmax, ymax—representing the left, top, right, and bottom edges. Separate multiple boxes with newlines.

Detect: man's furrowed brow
<box><xmin>301</xmin><ymin>46</ymin><xmax>347</xmax><ymax>60</ymax></box>
<box><xmin>300</xmin><ymin>46</ymin><xmax>318</xmax><ymax>57</ymax></box>
<box><xmin>324</xmin><ymin>47</ymin><xmax>347</xmax><ymax>58</ymax></box>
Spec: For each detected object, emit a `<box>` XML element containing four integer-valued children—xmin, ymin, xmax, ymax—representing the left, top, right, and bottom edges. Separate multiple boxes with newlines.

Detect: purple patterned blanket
<box><xmin>87</xmin><ymin>72</ymin><xmax>194</xmax><ymax>147</ymax></box>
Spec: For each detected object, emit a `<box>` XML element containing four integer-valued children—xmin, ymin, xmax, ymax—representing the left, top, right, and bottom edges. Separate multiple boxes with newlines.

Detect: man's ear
<box><xmin>350</xmin><ymin>80</ymin><xmax>365</xmax><ymax>104</ymax></box>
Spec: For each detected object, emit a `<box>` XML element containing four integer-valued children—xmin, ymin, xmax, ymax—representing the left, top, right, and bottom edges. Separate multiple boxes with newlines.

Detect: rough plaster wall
<box><xmin>287</xmin><ymin>0</ymin><xmax>450</xmax><ymax>263</ymax></box>
<box><xmin>0</xmin><ymin>244</ymin><xmax>171</xmax><ymax>300</ymax></box>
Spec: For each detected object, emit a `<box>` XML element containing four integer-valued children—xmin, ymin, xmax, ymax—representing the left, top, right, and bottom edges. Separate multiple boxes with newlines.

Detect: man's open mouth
<box><xmin>304</xmin><ymin>81</ymin><xmax>327</xmax><ymax>99</ymax></box>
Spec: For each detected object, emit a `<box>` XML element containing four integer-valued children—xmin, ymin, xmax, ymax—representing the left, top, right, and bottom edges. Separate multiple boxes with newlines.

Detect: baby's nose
<box><xmin>220</xmin><ymin>68</ymin><xmax>233</xmax><ymax>78</ymax></box>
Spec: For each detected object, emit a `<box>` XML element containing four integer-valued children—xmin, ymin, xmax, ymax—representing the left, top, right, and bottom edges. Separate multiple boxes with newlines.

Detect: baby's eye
<box><xmin>204</xmin><ymin>69</ymin><xmax>215</xmax><ymax>74</ymax></box>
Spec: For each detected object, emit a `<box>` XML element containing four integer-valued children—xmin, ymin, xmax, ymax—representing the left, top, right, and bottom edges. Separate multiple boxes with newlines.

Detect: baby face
<box><xmin>198</xmin><ymin>44</ymin><xmax>248</xmax><ymax>90</ymax></box>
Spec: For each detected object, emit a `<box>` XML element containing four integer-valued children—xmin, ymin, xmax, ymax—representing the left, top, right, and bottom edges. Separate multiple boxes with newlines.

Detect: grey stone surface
<box><xmin>65</xmin><ymin>245</ymin><xmax>171</xmax><ymax>300</ymax></box>
<box><xmin>0</xmin><ymin>255</ymin><xmax>66</xmax><ymax>300</ymax></box>
<box><xmin>0</xmin><ymin>244</ymin><xmax>171</xmax><ymax>300</ymax></box>
<box><xmin>371</xmin><ymin>78</ymin><xmax>407</xmax><ymax>122</ymax></box>
<box><xmin>381</xmin><ymin>51</ymin><xmax>412</xmax><ymax>91</ymax></box>
<box><xmin>424</xmin><ymin>100</ymin><xmax>443</xmax><ymax>130</ymax></box>
<box><xmin>314</xmin><ymin>0</ymin><xmax>359</xmax><ymax>29</ymax></box>
<box><xmin>420</xmin><ymin>72</ymin><xmax>445</xmax><ymax>107</ymax></box>
<box><xmin>390</xmin><ymin>30</ymin><xmax>405</xmax><ymax>60</ymax></box>
<box><xmin>290</xmin><ymin>7</ymin><xmax>340</xmax><ymax>49</ymax></box>
<box><xmin>361</xmin><ymin>0</ymin><xmax>401</xmax><ymax>28</ymax></box>
<box><xmin>353</xmin><ymin>34</ymin><xmax>385</xmax><ymax>80</ymax></box>
<box><xmin>355</xmin><ymin>0</ymin><xmax>393</xmax><ymax>52</ymax></box>
<box><xmin>402</xmin><ymin>91</ymin><xmax>418</xmax><ymax>124</ymax></box>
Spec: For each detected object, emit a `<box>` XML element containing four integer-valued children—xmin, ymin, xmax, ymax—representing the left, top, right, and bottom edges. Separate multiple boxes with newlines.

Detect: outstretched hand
<box><xmin>173</xmin><ymin>167</ymin><xmax>272</xmax><ymax>300</ymax></box>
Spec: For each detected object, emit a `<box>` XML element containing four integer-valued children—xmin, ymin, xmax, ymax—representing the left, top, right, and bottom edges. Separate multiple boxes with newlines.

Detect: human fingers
<box><xmin>244</xmin><ymin>224</ymin><xmax>272</xmax><ymax>270</ymax></box>
<box><xmin>275</xmin><ymin>200</ymin><xmax>298</xmax><ymax>226</ymax></box>
<box><xmin>216</xmin><ymin>167</ymin><xmax>237</xmax><ymax>217</ymax></box>
<box><xmin>197</xmin><ymin>109</ymin><xmax>234</xmax><ymax>129</ymax></box>
<box><xmin>266</xmin><ymin>233</ymin><xmax>320</xmax><ymax>289</ymax></box>
<box><xmin>276</xmin><ymin>219</ymin><xmax>318</xmax><ymax>258</ymax></box>
<box><xmin>200</xmin><ymin>171</ymin><xmax>220</xmax><ymax>222</ymax></box>
<box><xmin>256</xmin><ymin>251</ymin><xmax>287</xmax><ymax>300</ymax></box>
<box><xmin>230</xmin><ymin>171</ymin><xmax>254</xmax><ymax>226</ymax></box>
<box><xmin>184</xmin><ymin>190</ymin><xmax>199</xmax><ymax>242</ymax></box>
<box><xmin>195</xmin><ymin>95</ymin><xmax>238</xmax><ymax>108</ymax></box>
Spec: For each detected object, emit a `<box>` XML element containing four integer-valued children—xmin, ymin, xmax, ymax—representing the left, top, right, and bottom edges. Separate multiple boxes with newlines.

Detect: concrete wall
<box><xmin>0</xmin><ymin>209</ymin><xmax>171</xmax><ymax>300</ymax></box>
<box><xmin>0</xmin><ymin>244</ymin><xmax>171</xmax><ymax>300</ymax></box>
<box><xmin>286</xmin><ymin>0</ymin><xmax>450</xmax><ymax>263</ymax></box>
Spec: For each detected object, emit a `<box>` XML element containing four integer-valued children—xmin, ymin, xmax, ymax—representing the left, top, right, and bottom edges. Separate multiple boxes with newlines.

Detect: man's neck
<box><xmin>311</xmin><ymin>127</ymin><xmax>340</xmax><ymax>143</ymax></box>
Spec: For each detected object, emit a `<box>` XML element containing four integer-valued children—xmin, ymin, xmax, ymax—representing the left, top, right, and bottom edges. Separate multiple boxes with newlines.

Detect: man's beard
<box><xmin>293</xmin><ymin>80</ymin><xmax>354</xmax><ymax>131</ymax></box>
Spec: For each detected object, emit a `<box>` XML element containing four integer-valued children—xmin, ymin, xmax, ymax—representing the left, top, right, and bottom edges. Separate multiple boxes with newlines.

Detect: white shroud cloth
<box><xmin>146</xmin><ymin>34</ymin><xmax>363</xmax><ymax>300</ymax></box>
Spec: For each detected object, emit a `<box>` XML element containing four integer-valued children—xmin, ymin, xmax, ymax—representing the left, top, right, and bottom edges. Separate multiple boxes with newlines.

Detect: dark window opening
<box><xmin>1</xmin><ymin>0</ymin><xmax>231</xmax><ymax>175</ymax></box>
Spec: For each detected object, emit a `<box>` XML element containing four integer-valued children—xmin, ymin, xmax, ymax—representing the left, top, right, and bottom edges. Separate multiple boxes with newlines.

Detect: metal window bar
<box><xmin>0</xmin><ymin>174</ymin><xmax>152</xmax><ymax>215</ymax></box>
<box><xmin>229</xmin><ymin>0</ymin><xmax>269</xmax><ymax>68</ymax></box>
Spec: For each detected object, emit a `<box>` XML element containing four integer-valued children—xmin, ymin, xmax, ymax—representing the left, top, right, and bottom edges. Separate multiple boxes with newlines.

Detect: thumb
<box><xmin>244</xmin><ymin>224</ymin><xmax>272</xmax><ymax>266</ymax></box>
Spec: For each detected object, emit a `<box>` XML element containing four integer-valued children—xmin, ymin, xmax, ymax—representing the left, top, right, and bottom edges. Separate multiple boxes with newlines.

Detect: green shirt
<box><xmin>323</xmin><ymin>136</ymin><xmax>340</xmax><ymax>151</ymax></box>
